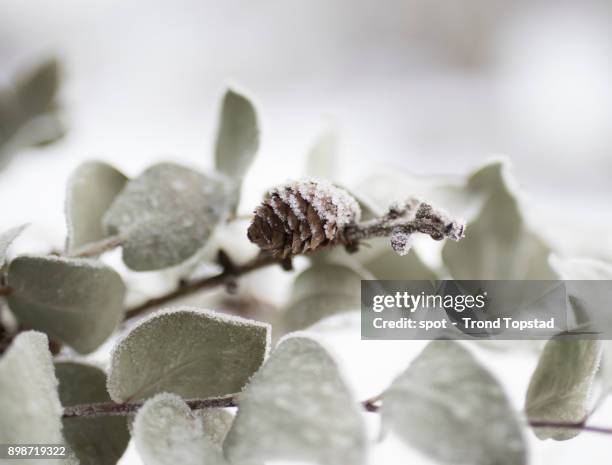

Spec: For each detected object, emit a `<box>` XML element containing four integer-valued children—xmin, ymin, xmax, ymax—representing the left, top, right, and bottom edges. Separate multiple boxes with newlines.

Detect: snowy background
<box><xmin>1</xmin><ymin>0</ymin><xmax>611</xmax><ymax>464</ymax></box>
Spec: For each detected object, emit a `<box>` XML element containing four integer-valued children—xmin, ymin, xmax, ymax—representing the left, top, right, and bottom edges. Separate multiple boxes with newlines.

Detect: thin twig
<box><xmin>62</xmin><ymin>395</ymin><xmax>237</xmax><ymax>418</ymax></box>
<box><xmin>61</xmin><ymin>396</ymin><xmax>612</xmax><ymax>437</ymax></box>
<box><xmin>68</xmin><ymin>234</ymin><xmax>125</xmax><ymax>258</ymax></box>
<box><xmin>124</xmin><ymin>252</ymin><xmax>280</xmax><ymax>320</ymax></box>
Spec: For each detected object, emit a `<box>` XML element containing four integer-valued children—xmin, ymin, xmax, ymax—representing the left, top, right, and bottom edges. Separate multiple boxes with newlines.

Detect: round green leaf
<box><xmin>525</xmin><ymin>337</ymin><xmax>602</xmax><ymax>440</ymax></box>
<box><xmin>65</xmin><ymin>161</ymin><xmax>128</xmax><ymax>253</ymax></box>
<box><xmin>443</xmin><ymin>160</ymin><xmax>556</xmax><ymax>280</ymax></box>
<box><xmin>56</xmin><ymin>362</ymin><xmax>129</xmax><ymax>465</ymax></box>
<box><xmin>549</xmin><ymin>256</ymin><xmax>612</xmax><ymax>408</ymax></box>
<box><xmin>0</xmin><ymin>332</ymin><xmax>76</xmax><ymax>464</ymax></box>
<box><xmin>382</xmin><ymin>340</ymin><xmax>526</xmax><ymax>465</ymax></box>
<box><xmin>134</xmin><ymin>393</ymin><xmax>232</xmax><ymax>465</ymax></box>
<box><xmin>214</xmin><ymin>89</ymin><xmax>260</xmax><ymax>181</ymax></box>
<box><xmin>304</xmin><ymin>129</ymin><xmax>339</xmax><ymax>180</ymax></box>
<box><xmin>107</xmin><ymin>307</ymin><xmax>270</xmax><ymax>403</ymax></box>
<box><xmin>7</xmin><ymin>255</ymin><xmax>126</xmax><ymax>354</ymax></box>
<box><xmin>224</xmin><ymin>335</ymin><xmax>366</xmax><ymax>465</ymax></box>
<box><xmin>103</xmin><ymin>162</ymin><xmax>232</xmax><ymax>271</ymax></box>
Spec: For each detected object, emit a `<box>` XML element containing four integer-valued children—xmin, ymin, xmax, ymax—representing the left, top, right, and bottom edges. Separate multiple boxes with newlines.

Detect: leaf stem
<box><xmin>528</xmin><ymin>420</ymin><xmax>612</xmax><ymax>436</ymax></box>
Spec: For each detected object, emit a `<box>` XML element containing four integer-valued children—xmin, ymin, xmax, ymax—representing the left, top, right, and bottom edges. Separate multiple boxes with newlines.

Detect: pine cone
<box><xmin>247</xmin><ymin>180</ymin><xmax>361</xmax><ymax>258</ymax></box>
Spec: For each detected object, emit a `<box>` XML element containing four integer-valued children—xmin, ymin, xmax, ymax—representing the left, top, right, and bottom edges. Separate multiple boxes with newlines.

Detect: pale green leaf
<box><xmin>56</xmin><ymin>362</ymin><xmax>129</xmax><ymax>465</ymax></box>
<box><xmin>304</xmin><ymin>129</ymin><xmax>339</xmax><ymax>180</ymax></box>
<box><xmin>0</xmin><ymin>59</ymin><xmax>63</xmax><ymax>166</ymax></box>
<box><xmin>382</xmin><ymin>340</ymin><xmax>525</xmax><ymax>465</ymax></box>
<box><xmin>224</xmin><ymin>335</ymin><xmax>366</xmax><ymax>465</ymax></box>
<box><xmin>16</xmin><ymin>59</ymin><xmax>59</xmax><ymax>118</ymax></box>
<box><xmin>0</xmin><ymin>331</ymin><xmax>76</xmax><ymax>465</ymax></box>
<box><xmin>283</xmin><ymin>262</ymin><xmax>364</xmax><ymax>332</ymax></box>
<box><xmin>7</xmin><ymin>255</ymin><xmax>126</xmax><ymax>354</ymax></box>
<box><xmin>214</xmin><ymin>89</ymin><xmax>259</xmax><ymax>180</ymax></box>
<box><xmin>65</xmin><ymin>161</ymin><xmax>128</xmax><ymax>252</ymax></box>
<box><xmin>134</xmin><ymin>393</ymin><xmax>232</xmax><ymax>465</ymax></box>
<box><xmin>0</xmin><ymin>223</ymin><xmax>27</xmax><ymax>268</ymax></box>
<box><xmin>443</xmin><ymin>160</ymin><xmax>556</xmax><ymax>279</ymax></box>
<box><xmin>107</xmin><ymin>307</ymin><xmax>270</xmax><ymax>403</ymax></box>
<box><xmin>548</xmin><ymin>256</ymin><xmax>612</xmax><ymax>406</ymax></box>
<box><xmin>103</xmin><ymin>162</ymin><xmax>233</xmax><ymax>270</ymax></box>
<box><xmin>525</xmin><ymin>337</ymin><xmax>601</xmax><ymax>440</ymax></box>
<box><xmin>363</xmin><ymin>238</ymin><xmax>437</xmax><ymax>281</ymax></box>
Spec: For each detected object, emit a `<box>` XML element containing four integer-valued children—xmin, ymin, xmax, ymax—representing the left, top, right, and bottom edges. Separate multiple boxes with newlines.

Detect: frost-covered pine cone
<box><xmin>247</xmin><ymin>180</ymin><xmax>361</xmax><ymax>258</ymax></box>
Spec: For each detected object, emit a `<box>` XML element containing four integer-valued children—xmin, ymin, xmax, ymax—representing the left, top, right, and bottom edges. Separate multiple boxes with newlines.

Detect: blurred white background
<box><xmin>1</xmin><ymin>1</ymin><xmax>611</xmax><ymax>464</ymax></box>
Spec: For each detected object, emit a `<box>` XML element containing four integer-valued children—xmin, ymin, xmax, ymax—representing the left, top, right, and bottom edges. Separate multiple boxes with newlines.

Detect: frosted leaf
<box><xmin>548</xmin><ymin>256</ymin><xmax>612</xmax><ymax>408</ymax></box>
<box><xmin>389</xmin><ymin>229</ymin><xmax>413</xmax><ymax>256</ymax></box>
<box><xmin>443</xmin><ymin>159</ymin><xmax>556</xmax><ymax>279</ymax></box>
<box><xmin>134</xmin><ymin>393</ymin><xmax>232</xmax><ymax>465</ymax></box>
<box><xmin>65</xmin><ymin>161</ymin><xmax>128</xmax><ymax>253</ymax></box>
<box><xmin>107</xmin><ymin>307</ymin><xmax>270</xmax><ymax>403</ymax></box>
<box><xmin>283</xmin><ymin>262</ymin><xmax>365</xmax><ymax>333</ymax></box>
<box><xmin>214</xmin><ymin>89</ymin><xmax>259</xmax><ymax>180</ymax></box>
<box><xmin>224</xmin><ymin>335</ymin><xmax>366</xmax><ymax>465</ymax></box>
<box><xmin>382</xmin><ymin>340</ymin><xmax>525</xmax><ymax>465</ymax></box>
<box><xmin>56</xmin><ymin>362</ymin><xmax>129</xmax><ymax>464</ymax></box>
<box><xmin>0</xmin><ymin>332</ymin><xmax>76</xmax><ymax>465</ymax></box>
<box><xmin>0</xmin><ymin>223</ymin><xmax>27</xmax><ymax>268</ymax></box>
<box><xmin>7</xmin><ymin>254</ymin><xmax>126</xmax><ymax>354</ymax></box>
<box><xmin>525</xmin><ymin>337</ymin><xmax>601</xmax><ymax>440</ymax></box>
<box><xmin>103</xmin><ymin>162</ymin><xmax>233</xmax><ymax>271</ymax></box>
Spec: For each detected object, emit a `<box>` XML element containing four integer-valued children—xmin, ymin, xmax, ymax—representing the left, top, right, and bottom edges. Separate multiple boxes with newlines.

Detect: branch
<box><xmin>61</xmin><ymin>396</ymin><xmax>612</xmax><ymax>437</ymax></box>
<box><xmin>124</xmin><ymin>252</ymin><xmax>280</xmax><ymax>320</ymax></box>
<box><xmin>62</xmin><ymin>395</ymin><xmax>237</xmax><ymax>418</ymax></box>
<box><xmin>123</xmin><ymin>200</ymin><xmax>465</xmax><ymax>321</ymax></box>
<box><xmin>68</xmin><ymin>234</ymin><xmax>124</xmax><ymax>258</ymax></box>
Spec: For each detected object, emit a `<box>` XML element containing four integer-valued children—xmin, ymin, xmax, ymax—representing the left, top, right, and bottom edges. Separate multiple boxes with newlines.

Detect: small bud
<box><xmin>390</xmin><ymin>228</ymin><xmax>413</xmax><ymax>256</ymax></box>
